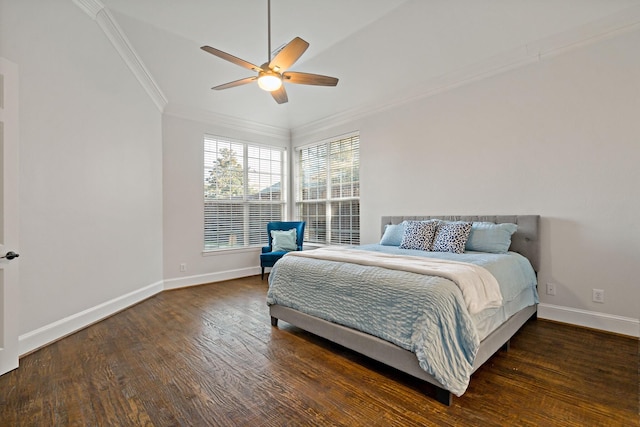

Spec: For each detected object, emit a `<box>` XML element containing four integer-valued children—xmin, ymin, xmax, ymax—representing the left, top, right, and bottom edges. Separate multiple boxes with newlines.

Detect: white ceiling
<box><xmin>100</xmin><ymin>0</ymin><xmax>640</xmax><ymax>130</ymax></box>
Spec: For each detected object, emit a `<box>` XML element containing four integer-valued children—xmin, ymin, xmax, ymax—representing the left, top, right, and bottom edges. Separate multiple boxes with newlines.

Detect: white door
<box><xmin>0</xmin><ymin>57</ymin><xmax>20</xmax><ymax>375</ymax></box>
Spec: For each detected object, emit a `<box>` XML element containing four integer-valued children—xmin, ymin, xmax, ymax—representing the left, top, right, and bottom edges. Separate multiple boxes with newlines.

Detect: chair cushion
<box><xmin>260</xmin><ymin>250</ymin><xmax>289</xmax><ymax>267</ymax></box>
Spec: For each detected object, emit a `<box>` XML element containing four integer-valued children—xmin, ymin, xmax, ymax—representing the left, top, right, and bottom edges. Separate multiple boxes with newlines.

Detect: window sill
<box><xmin>202</xmin><ymin>247</ymin><xmax>261</xmax><ymax>257</ymax></box>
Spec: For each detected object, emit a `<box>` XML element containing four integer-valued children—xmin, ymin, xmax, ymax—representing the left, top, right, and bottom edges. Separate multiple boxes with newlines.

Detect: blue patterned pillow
<box><xmin>432</xmin><ymin>221</ymin><xmax>472</xmax><ymax>253</ymax></box>
<box><xmin>399</xmin><ymin>220</ymin><xmax>438</xmax><ymax>251</ymax></box>
<box><xmin>380</xmin><ymin>222</ymin><xmax>406</xmax><ymax>246</ymax></box>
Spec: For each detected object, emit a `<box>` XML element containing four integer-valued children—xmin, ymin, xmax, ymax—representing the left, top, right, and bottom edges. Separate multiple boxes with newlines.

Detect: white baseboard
<box><xmin>163</xmin><ymin>267</ymin><xmax>261</xmax><ymax>290</ymax></box>
<box><xmin>538</xmin><ymin>303</ymin><xmax>639</xmax><ymax>338</ymax></box>
<box><xmin>18</xmin><ymin>268</ymin><xmax>262</xmax><ymax>357</ymax></box>
<box><xmin>18</xmin><ymin>281</ymin><xmax>164</xmax><ymax>356</ymax></box>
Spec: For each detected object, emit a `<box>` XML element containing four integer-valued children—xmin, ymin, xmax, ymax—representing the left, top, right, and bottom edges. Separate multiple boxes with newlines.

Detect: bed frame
<box><xmin>269</xmin><ymin>215</ymin><xmax>540</xmax><ymax>405</ymax></box>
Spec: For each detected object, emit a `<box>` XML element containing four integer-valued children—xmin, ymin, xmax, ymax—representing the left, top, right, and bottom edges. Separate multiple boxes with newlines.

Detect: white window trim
<box><xmin>294</xmin><ymin>131</ymin><xmax>360</xmax><ymax>245</ymax></box>
<box><xmin>203</xmin><ymin>134</ymin><xmax>287</xmax><ymax>252</ymax></box>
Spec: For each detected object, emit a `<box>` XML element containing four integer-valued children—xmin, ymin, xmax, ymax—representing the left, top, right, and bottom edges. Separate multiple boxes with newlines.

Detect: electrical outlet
<box><xmin>180</xmin><ymin>263</ymin><xmax>187</xmax><ymax>272</ymax></box>
<box><xmin>546</xmin><ymin>283</ymin><xmax>556</xmax><ymax>296</ymax></box>
<box><xmin>593</xmin><ymin>288</ymin><xmax>605</xmax><ymax>303</ymax></box>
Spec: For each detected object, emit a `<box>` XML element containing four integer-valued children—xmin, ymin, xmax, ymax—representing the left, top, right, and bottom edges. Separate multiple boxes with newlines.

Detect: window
<box><xmin>204</xmin><ymin>135</ymin><xmax>285</xmax><ymax>251</ymax></box>
<box><xmin>296</xmin><ymin>133</ymin><xmax>359</xmax><ymax>245</ymax></box>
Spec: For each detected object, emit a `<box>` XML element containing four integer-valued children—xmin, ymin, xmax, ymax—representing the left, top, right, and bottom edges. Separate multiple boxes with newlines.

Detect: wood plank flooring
<box><xmin>1</xmin><ymin>276</ymin><xmax>638</xmax><ymax>426</ymax></box>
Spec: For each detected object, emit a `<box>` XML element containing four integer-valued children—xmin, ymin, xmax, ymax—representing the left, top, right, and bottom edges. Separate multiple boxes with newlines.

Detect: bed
<box><xmin>267</xmin><ymin>215</ymin><xmax>540</xmax><ymax>405</ymax></box>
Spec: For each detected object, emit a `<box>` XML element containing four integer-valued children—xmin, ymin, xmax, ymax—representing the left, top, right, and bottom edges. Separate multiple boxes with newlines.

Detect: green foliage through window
<box><xmin>204</xmin><ymin>136</ymin><xmax>285</xmax><ymax>250</ymax></box>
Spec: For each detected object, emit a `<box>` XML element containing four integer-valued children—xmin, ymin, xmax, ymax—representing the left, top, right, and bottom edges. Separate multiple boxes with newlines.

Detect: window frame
<box><xmin>203</xmin><ymin>134</ymin><xmax>287</xmax><ymax>252</ymax></box>
<box><xmin>294</xmin><ymin>132</ymin><xmax>360</xmax><ymax>246</ymax></box>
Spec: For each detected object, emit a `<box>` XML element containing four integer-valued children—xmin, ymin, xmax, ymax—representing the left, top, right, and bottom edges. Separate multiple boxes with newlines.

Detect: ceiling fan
<box><xmin>200</xmin><ymin>0</ymin><xmax>338</xmax><ymax>104</ymax></box>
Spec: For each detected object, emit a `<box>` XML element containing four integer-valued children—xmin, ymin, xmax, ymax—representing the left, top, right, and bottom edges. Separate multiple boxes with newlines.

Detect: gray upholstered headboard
<box><xmin>380</xmin><ymin>215</ymin><xmax>540</xmax><ymax>272</ymax></box>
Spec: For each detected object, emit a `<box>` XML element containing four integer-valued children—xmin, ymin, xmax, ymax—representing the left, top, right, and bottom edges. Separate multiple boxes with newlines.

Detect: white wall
<box><xmin>294</xmin><ymin>29</ymin><xmax>640</xmax><ymax>335</ymax></box>
<box><xmin>162</xmin><ymin>112</ymin><xmax>290</xmax><ymax>289</ymax></box>
<box><xmin>1</xmin><ymin>0</ymin><xmax>164</xmax><ymax>353</ymax></box>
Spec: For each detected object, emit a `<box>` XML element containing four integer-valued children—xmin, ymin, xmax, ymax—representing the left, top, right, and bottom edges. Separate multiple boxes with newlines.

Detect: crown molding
<box><xmin>291</xmin><ymin>5</ymin><xmax>640</xmax><ymax>140</ymax></box>
<box><xmin>72</xmin><ymin>0</ymin><xmax>168</xmax><ymax>112</ymax></box>
<box><xmin>164</xmin><ymin>103</ymin><xmax>291</xmax><ymax>142</ymax></box>
<box><xmin>71</xmin><ymin>0</ymin><xmax>102</xmax><ymax>18</ymax></box>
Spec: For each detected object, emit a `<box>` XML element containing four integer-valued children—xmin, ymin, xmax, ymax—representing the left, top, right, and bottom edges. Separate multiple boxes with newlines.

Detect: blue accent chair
<box><xmin>260</xmin><ymin>221</ymin><xmax>305</xmax><ymax>280</ymax></box>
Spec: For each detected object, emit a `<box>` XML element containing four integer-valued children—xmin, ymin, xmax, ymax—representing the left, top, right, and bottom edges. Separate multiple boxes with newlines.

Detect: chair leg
<box><xmin>261</xmin><ymin>267</ymin><xmax>265</xmax><ymax>280</ymax></box>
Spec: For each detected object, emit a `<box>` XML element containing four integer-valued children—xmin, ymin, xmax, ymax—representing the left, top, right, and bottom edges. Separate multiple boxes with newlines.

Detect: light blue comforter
<box><xmin>266</xmin><ymin>244</ymin><xmax>538</xmax><ymax>396</ymax></box>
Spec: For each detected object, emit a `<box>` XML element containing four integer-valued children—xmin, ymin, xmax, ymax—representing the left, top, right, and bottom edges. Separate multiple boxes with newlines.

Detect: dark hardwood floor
<box><xmin>1</xmin><ymin>276</ymin><xmax>638</xmax><ymax>426</ymax></box>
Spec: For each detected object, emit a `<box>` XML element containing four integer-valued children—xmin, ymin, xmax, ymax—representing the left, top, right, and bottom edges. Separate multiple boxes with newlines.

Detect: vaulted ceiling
<box><xmin>98</xmin><ymin>0</ymin><xmax>640</xmax><ymax>131</ymax></box>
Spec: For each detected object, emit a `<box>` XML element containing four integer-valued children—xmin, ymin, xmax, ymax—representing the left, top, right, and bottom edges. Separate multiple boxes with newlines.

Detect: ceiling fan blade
<box><xmin>282</xmin><ymin>71</ymin><xmax>339</xmax><ymax>86</ymax></box>
<box><xmin>212</xmin><ymin>76</ymin><xmax>258</xmax><ymax>90</ymax></box>
<box><xmin>201</xmin><ymin>46</ymin><xmax>263</xmax><ymax>72</ymax></box>
<box><xmin>268</xmin><ymin>37</ymin><xmax>309</xmax><ymax>72</ymax></box>
<box><xmin>271</xmin><ymin>85</ymin><xmax>288</xmax><ymax>104</ymax></box>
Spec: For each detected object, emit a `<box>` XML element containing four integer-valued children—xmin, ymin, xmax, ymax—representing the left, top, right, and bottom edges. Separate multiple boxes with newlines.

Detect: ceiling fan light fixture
<box><xmin>257</xmin><ymin>72</ymin><xmax>282</xmax><ymax>91</ymax></box>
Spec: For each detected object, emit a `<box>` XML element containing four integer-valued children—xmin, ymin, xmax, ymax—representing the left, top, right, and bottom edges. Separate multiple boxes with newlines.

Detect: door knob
<box><xmin>1</xmin><ymin>251</ymin><xmax>19</xmax><ymax>260</ymax></box>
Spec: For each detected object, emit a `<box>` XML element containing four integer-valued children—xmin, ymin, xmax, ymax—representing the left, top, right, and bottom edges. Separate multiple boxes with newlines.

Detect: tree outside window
<box><xmin>204</xmin><ymin>136</ymin><xmax>285</xmax><ymax>250</ymax></box>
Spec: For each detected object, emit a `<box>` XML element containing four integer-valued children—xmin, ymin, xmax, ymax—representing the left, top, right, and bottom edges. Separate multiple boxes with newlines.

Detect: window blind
<box><xmin>296</xmin><ymin>133</ymin><xmax>360</xmax><ymax>245</ymax></box>
<box><xmin>204</xmin><ymin>135</ymin><xmax>285</xmax><ymax>251</ymax></box>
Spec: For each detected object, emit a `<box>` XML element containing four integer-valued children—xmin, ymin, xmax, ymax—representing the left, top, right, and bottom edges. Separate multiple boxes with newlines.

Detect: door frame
<box><xmin>0</xmin><ymin>57</ymin><xmax>20</xmax><ymax>375</ymax></box>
